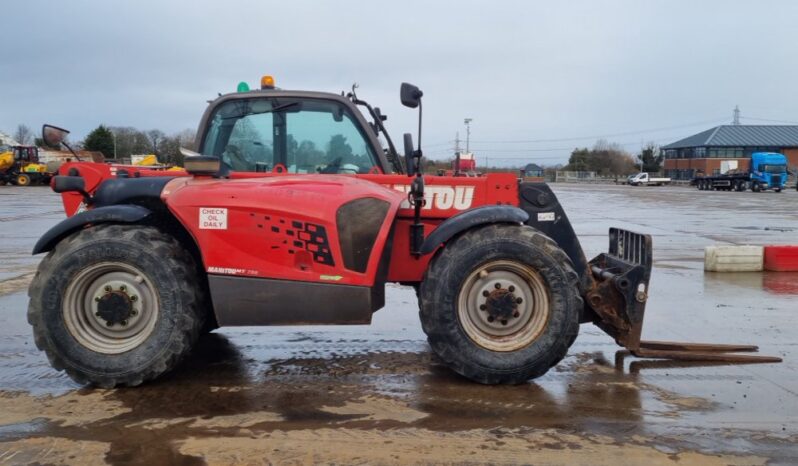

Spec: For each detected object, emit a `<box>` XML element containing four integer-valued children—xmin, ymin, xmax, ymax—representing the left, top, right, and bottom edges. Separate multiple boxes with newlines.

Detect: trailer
<box><xmin>694</xmin><ymin>153</ymin><xmax>788</xmax><ymax>192</ymax></box>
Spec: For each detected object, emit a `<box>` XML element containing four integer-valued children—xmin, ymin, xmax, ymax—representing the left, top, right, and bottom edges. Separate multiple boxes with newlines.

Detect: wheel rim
<box><xmin>17</xmin><ymin>175</ymin><xmax>29</xmax><ymax>186</ymax></box>
<box><xmin>63</xmin><ymin>262</ymin><xmax>159</xmax><ymax>354</ymax></box>
<box><xmin>457</xmin><ymin>260</ymin><xmax>551</xmax><ymax>352</ymax></box>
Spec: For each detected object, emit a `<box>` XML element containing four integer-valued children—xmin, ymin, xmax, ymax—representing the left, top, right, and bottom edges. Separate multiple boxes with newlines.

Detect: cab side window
<box><xmin>285</xmin><ymin>104</ymin><xmax>377</xmax><ymax>174</ymax></box>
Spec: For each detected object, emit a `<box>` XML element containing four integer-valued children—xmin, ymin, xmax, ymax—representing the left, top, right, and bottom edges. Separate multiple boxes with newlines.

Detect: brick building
<box><xmin>662</xmin><ymin>125</ymin><xmax>798</xmax><ymax>180</ymax></box>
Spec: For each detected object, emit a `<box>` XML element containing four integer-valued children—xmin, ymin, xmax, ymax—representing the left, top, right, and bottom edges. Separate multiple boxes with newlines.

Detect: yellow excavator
<box><xmin>0</xmin><ymin>146</ymin><xmax>50</xmax><ymax>186</ymax></box>
<box><xmin>132</xmin><ymin>153</ymin><xmax>183</xmax><ymax>171</ymax></box>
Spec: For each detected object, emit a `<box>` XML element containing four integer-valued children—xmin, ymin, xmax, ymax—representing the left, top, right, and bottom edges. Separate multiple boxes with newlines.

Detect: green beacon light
<box><xmin>237</xmin><ymin>81</ymin><xmax>250</xmax><ymax>93</ymax></box>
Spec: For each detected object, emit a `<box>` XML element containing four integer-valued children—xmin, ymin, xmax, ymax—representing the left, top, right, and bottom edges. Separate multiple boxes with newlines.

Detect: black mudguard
<box><xmin>32</xmin><ymin>205</ymin><xmax>152</xmax><ymax>255</ymax></box>
<box><xmin>419</xmin><ymin>205</ymin><xmax>529</xmax><ymax>255</ymax></box>
<box><xmin>517</xmin><ymin>182</ymin><xmax>591</xmax><ymax>290</ymax></box>
<box><xmin>92</xmin><ymin>177</ymin><xmax>174</xmax><ymax>207</ymax></box>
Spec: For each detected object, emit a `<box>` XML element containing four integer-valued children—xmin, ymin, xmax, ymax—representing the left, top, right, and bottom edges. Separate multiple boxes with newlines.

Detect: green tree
<box><xmin>327</xmin><ymin>134</ymin><xmax>353</xmax><ymax>161</ymax></box>
<box><xmin>566</xmin><ymin>148</ymin><xmax>591</xmax><ymax>171</ymax></box>
<box><xmin>83</xmin><ymin>125</ymin><xmax>115</xmax><ymax>159</ymax></box>
<box><xmin>564</xmin><ymin>140</ymin><xmax>636</xmax><ymax>176</ymax></box>
<box><xmin>637</xmin><ymin>142</ymin><xmax>663</xmax><ymax>173</ymax></box>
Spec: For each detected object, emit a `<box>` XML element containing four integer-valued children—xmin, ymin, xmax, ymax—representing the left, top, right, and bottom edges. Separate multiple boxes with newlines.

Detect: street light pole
<box><xmin>464</xmin><ymin>118</ymin><xmax>472</xmax><ymax>153</ymax></box>
<box><xmin>111</xmin><ymin>129</ymin><xmax>117</xmax><ymax>159</ymax></box>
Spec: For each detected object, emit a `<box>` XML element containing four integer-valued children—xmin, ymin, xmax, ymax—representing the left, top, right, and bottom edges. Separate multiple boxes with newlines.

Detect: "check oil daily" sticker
<box><xmin>199</xmin><ymin>208</ymin><xmax>228</xmax><ymax>229</ymax></box>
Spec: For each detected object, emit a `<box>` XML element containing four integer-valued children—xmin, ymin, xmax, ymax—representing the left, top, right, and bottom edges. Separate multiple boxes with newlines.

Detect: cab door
<box><xmin>169</xmin><ymin>96</ymin><xmax>403</xmax><ymax>325</ymax></box>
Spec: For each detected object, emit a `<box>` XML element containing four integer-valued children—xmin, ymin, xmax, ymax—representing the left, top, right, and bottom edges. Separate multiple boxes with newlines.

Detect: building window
<box><xmin>709</xmin><ymin>147</ymin><xmax>744</xmax><ymax>158</ymax></box>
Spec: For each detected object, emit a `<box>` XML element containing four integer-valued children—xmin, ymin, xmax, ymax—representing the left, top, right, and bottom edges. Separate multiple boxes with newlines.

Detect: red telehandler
<box><xmin>28</xmin><ymin>77</ymin><xmax>780</xmax><ymax>387</ymax></box>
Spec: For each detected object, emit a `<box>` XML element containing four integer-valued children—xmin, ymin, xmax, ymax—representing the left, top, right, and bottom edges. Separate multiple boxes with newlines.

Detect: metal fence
<box><xmin>549</xmin><ymin>171</ymin><xmax>617</xmax><ymax>183</ymax></box>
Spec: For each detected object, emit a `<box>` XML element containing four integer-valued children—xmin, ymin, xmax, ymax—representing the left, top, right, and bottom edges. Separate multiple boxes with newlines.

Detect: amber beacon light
<box><xmin>261</xmin><ymin>75</ymin><xmax>275</xmax><ymax>89</ymax></box>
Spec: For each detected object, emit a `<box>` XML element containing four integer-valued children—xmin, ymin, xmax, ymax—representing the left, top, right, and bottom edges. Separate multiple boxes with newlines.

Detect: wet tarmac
<box><xmin>0</xmin><ymin>183</ymin><xmax>796</xmax><ymax>465</ymax></box>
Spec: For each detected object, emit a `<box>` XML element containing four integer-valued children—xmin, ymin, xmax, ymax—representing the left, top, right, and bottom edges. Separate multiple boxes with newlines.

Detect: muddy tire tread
<box><xmin>419</xmin><ymin>224</ymin><xmax>581</xmax><ymax>384</ymax></box>
<box><xmin>27</xmin><ymin>224</ymin><xmax>205</xmax><ymax>387</ymax></box>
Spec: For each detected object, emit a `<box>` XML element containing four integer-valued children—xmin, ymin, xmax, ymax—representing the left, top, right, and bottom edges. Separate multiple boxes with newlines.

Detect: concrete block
<box><xmin>764</xmin><ymin>245</ymin><xmax>798</xmax><ymax>272</ymax></box>
<box><xmin>704</xmin><ymin>245</ymin><xmax>764</xmax><ymax>272</ymax></box>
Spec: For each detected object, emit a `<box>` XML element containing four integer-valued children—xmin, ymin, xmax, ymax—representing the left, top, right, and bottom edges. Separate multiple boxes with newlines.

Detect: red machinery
<box><xmin>28</xmin><ymin>78</ymin><xmax>780</xmax><ymax>387</ymax></box>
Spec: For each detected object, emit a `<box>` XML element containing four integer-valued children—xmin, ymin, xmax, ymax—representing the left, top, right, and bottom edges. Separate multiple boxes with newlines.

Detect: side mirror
<box><xmin>42</xmin><ymin>124</ymin><xmax>70</xmax><ymax>147</ymax></box>
<box><xmin>400</xmin><ymin>83</ymin><xmax>423</xmax><ymax>108</ymax></box>
<box><xmin>403</xmin><ymin>133</ymin><xmax>416</xmax><ymax>175</ymax></box>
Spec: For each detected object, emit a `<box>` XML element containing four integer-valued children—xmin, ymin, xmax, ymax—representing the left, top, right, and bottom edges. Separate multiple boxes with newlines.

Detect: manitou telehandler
<box><xmin>28</xmin><ymin>77</ymin><xmax>780</xmax><ymax>387</ymax></box>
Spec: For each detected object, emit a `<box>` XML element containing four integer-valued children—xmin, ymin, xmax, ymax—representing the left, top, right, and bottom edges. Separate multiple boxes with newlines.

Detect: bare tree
<box><xmin>108</xmin><ymin>126</ymin><xmax>150</xmax><ymax>159</ymax></box>
<box><xmin>158</xmin><ymin>129</ymin><xmax>197</xmax><ymax>166</ymax></box>
<box><xmin>147</xmin><ymin>129</ymin><xmax>166</xmax><ymax>154</ymax></box>
<box><xmin>14</xmin><ymin>124</ymin><xmax>33</xmax><ymax>145</ymax></box>
<box><xmin>174</xmin><ymin>129</ymin><xmax>197</xmax><ymax>150</ymax></box>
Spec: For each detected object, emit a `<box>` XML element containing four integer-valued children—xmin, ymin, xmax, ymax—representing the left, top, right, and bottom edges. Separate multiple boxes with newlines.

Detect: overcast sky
<box><xmin>2</xmin><ymin>0</ymin><xmax>797</xmax><ymax>165</ymax></box>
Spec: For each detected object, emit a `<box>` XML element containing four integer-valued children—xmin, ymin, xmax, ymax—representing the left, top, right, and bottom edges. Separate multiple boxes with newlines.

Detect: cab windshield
<box><xmin>762</xmin><ymin>164</ymin><xmax>786</xmax><ymax>174</ymax></box>
<box><xmin>200</xmin><ymin>97</ymin><xmax>380</xmax><ymax>174</ymax></box>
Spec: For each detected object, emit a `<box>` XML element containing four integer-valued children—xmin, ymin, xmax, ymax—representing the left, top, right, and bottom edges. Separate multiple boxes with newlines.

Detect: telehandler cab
<box><xmin>29</xmin><ymin>77</ymin><xmax>780</xmax><ymax>387</ymax></box>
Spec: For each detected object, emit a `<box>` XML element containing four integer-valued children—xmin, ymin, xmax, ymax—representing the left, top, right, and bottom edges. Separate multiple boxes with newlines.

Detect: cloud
<box><xmin>2</xmin><ymin>0</ymin><xmax>797</xmax><ymax>165</ymax></box>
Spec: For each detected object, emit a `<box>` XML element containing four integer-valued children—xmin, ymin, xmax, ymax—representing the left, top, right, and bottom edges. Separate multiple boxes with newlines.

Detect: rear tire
<box><xmin>27</xmin><ymin>224</ymin><xmax>205</xmax><ymax>387</ymax></box>
<box><xmin>16</xmin><ymin>174</ymin><xmax>31</xmax><ymax>186</ymax></box>
<box><xmin>752</xmin><ymin>182</ymin><xmax>761</xmax><ymax>192</ymax></box>
<box><xmin>419</xmin><ymin>224</ymin><xmax>581</xmax><ymax>384</ymax></box>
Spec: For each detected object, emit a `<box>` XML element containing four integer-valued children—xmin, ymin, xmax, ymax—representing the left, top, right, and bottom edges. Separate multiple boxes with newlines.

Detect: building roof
<box><xmin>662</xmin><ymin>125</ymin><xmax>798</xmax><ymax>149</ymax></box>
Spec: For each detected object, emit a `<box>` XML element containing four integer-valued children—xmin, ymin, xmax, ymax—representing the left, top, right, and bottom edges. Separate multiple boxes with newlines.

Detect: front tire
<box><xmin>419</xmin><ymin>224</ymin><xmax>581</xmax><ymax>384</ymax></box>
<box><xmin>28</xmin><ymin>224</ymin><xmax>205</xmax><ymax>387</ymax></box>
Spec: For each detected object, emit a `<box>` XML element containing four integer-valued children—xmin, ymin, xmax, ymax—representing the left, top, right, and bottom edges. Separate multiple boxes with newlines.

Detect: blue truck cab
<box><xmin>750</xmin><ymin>152</ymin><xmax>788</xmax><ymax>192</ymax></box>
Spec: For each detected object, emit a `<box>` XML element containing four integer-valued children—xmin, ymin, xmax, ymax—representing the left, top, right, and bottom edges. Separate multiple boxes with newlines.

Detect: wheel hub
<box><xmin>484</xmin><ymin>288</ymin><xmax>520</xmax><ymax>322</ymax></box>
<box><xmin>458</xmin><ymin>261</ymin><xmax>551</xmax><ymax>352</ymax></box>
<box><xmin>63</xmin><ymin>263</ymin><xmax>158</xmax><ymax>354</ymax></box>
<box><xmin>96</xmin><ymin>290</ymin><xmax>135</xmax><ymax>327</ymax></box>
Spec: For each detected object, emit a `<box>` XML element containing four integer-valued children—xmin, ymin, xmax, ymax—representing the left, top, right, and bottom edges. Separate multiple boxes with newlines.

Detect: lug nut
<box><xmin>119</xmin><ymin>285</ymin><xmax>127</xmax><ymax>292</ymax></box>
<box><xmin>106</xmin><ymin>321</ymin><xmax>113</xmax><ymax>327</ymax></box>
<box><xmin>95</xmin><ymin>297</ymin><xmax>101</xmax><ymax>302</ymax></box>
<box><xmin>131</xmin><ymin>310</ymin><xmax>138</xmax><ymax>316</ymax></box>
<box><xmin>95</xmin><ymin>311</ymin><xmax>101</xmax><ymax>317</ymax></box>
<box><xmin>130</xmin><ymin>295</ymin><xmax>138</xmax><ymax>302</ymax></box>
<box><xmin>516</xmin><ymin>297</ymin><xmax>523</xmax><ymax>304</ymax></box>
<box><xmin>120</xmin><ymin>320</ymin><xmax>128</xmax><ymax>326</ymax></box>
<box><xmin>482</xmin><ymin>290</ymin><xmax>490</xmax><ymax>297</ymax></box>
<box><xmin>494</xmin><ymin>283</ymin><xmax>501</xmax><ymax>289</ymax></box>
<box><xmin>104</xmin><ymin>286</ymin><xmax>112</xmax><ymax>292</ymax></box>
<box><xmin>508</xmin><ymin>285</ymin><xmax>515</xmax><ymax>292</ymax></box>
<box><xmin>513</xmin><ymin>311</ymin><xmax>520</xmax><ymax>318</ymax></box>
<box><xmin>479</xmin><ymin>304</ymin><xmax>486</xmax><ymax>311</ymax></box>
<box><xmin>487</xmin><ymin>316</ymin><xmax>495</xmax><ymax>323</ymax></box>
<box><xmin>501</xmin><ymin>319</ymin><xmax>508</xmax><ymax>325</ymax></box>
